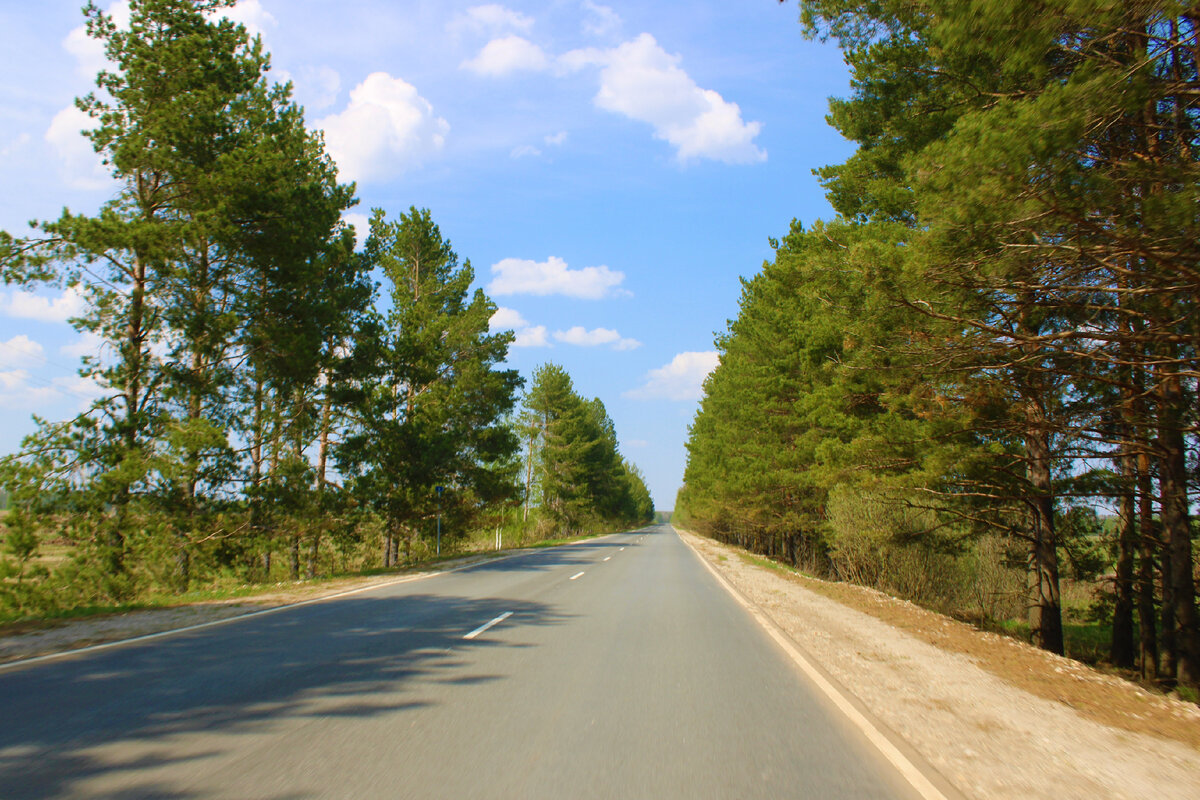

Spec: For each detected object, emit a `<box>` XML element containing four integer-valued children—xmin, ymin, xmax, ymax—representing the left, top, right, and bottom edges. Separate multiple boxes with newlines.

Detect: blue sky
<box><xmin>0</xmin><ymin>1</ymin><xmax>854</xmax><ymax>509</ymax></box>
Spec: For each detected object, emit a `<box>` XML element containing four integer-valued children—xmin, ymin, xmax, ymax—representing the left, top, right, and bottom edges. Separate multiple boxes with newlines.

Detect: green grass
<box><xmin>0</xmin><ymin>529</ymin><xmax>608</xmax><ymax>630</ymax></box>
<box><xmin>994</xmin><ymin>617</ymin><xmax>1114</xmax><ymax>663</ymax></box>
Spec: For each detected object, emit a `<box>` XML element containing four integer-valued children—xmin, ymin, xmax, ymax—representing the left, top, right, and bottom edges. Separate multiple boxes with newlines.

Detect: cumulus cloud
<box><xmin>462</xmin><ymin>35</ymin><xmax>550</xmax><ymax>76</ymax></box>
<box><xmin>625</xmin><ymin>351</ymin><xmax>720</xmax><ymax>401</ymax></box>
<box><xmin>489</xmin><ymin>307</ymin><xmax>550</xmax><ymax>348</ymax></box>
<box><xmin>0</xmin><ymin>286</ymin><xmax>88</xmax><ymax>323</ymax></box>
<box><xmin>63</xmin><ymin>1</ymin><xmax>271</xmax><ymax>80</ymax></box>
<box><xmin>562</xmin><ymin>33</ymin><xmax>765</xmax><ymax>165</ymax></box>
<box><xmin>62</xmin><ymin>0</ymin><xmax>130</xmax><ymax>78</ymax></box>
<box><xmin>217</xmin><ymin>0</ymin><xmax>276</xmax><ymax>40</ymax></box>
<box><xmin>0</xmin><ymin>335</ymin><xmax>46</xmax><ymax>370</ymax></box>
<box><xmin>553</xmin><ymin>326</ymin><xmax>640</xmax><ymax>351</ymax></box>
<box><xmin>315</xmin><ymin>72</ymin><xmax>449</xmax><ymax>183</ymax></box>
<box><xmin>449</xmin><ymin>4</ymin><xmax>534</xmax><ymax>36</ymax></box>
<box><xmin>488</xmin><ymin>256</ymin><xmax>627</xmax><ymax>299</ymax></box>
<box><xmin>45</xmin><ymin>106</ymin><xmax>109</xmax><ymax>190</ymax></box>
<box><xmin>513</xmin><ymin>326</ymin><xmax>550</xmax><ymax>348</ymax></box>
<box><xmin>342</xmin><ymin>212</ymin><xmax>371</xmax><ymax>250</ymax></box>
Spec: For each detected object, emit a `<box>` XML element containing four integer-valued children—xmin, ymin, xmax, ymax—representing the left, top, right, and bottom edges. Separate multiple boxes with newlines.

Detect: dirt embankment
<box><xmin>676</xmin><ymin>527</ymin><xmax>1200</xmax><ymax>800</ymax></box>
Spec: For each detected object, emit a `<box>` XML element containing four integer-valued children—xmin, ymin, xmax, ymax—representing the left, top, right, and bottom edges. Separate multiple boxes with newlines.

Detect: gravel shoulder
<box><xmin>676</xmin><ymin>526</ymin><xmax>1200</xmax><ymax>800</ymax></box>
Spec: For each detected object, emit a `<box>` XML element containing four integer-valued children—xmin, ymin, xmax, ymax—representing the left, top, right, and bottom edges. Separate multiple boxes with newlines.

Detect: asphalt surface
<box><xmin>0</xmin><ymin>524</ymin><xmax>920</xmax><ymax>799</ymax></box>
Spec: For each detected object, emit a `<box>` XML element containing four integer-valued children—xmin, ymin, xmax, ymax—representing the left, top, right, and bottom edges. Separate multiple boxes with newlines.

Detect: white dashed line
<box><xmin>603</xmin><ymin>556</ymin><xmax>611</xmax><ymax>562</ymax></box>
<box><xmin>569</xmin><ymin>571</ymin><xmax>585</xmax><ymax>580</ymax></box>
<box><xmin>463</xmin><ymin>611</ymin><xmax>513</xmax><ymax>640</ymax></box>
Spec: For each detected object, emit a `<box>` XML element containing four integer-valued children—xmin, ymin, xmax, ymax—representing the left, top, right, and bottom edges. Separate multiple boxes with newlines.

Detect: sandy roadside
<box><xmin>675</xmin><ymin>526</ymin><xmax>1200</xmax><ymax>800</ymax></box>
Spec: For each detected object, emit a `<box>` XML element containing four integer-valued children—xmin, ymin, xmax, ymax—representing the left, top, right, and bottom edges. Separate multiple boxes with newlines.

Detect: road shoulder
<box><xmin>675</xmin><ymin>526</ymin><xmax>1200</xmax><ymax>800</ymax></box>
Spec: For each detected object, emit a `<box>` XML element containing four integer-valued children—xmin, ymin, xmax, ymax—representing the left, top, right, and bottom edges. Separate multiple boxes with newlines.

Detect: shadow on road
<box><xmin>0</xmin><ymin>592</ymin><xmax>569</xmax><ymax>798</ymax></box>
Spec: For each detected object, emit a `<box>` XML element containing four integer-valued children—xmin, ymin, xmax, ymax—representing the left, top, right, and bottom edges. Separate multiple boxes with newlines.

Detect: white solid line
<box><xmin>463</xmin><ymin>611</ymin><xmax>513</xmax><ymax>640</ymax></box>
<box><xmin>675</xmin><ymin>528</ymin><xmax>954</xmax><ymax>800</ymax></box>
<box><xmin>3</xmin><ymin>530</ymin><xmax>637</xmax><ymax>673</ymax></box>
<box><xmin>569</xmin><ymin>571</ymin><xmax>585</xmax><ymax>580</ymax></box>
<box><xmin>0</xmin><ymin>553</ymin><xmax>527</xmax><ymax>672</ymax></box>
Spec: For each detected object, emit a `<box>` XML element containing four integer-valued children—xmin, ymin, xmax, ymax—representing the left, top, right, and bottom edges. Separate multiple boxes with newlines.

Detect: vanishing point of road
<box><xmin>0</xmin><ymin>524</ymin><xmax>927</xmax><ymax>798</ymax></box>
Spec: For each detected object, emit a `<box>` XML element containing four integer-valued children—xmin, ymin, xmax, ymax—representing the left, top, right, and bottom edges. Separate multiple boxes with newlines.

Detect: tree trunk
<box><xmin>1136</xmin><ymin>451</ymin><xmax>1159</xmax><ymax>680</ymax></box>
<box><xmin>1026</xmin><ymin>426</ymin><xmax>1064</xmax><ymax>655</ymax></box>
<box><xmin>1158</xmin><ymin>382</ymin><xmax>1198</xmax><ymax>686</ymax></box>
<box><xmin>1110</xmin><ymin>450</ymin><xmax>1136</xmax><ymax>668</ymax></box>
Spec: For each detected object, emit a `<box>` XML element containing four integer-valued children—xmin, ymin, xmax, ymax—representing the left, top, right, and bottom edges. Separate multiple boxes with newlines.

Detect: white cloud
<box><xmin>582</xmin><ymin>1</ymin><xmax>622</xmax><ymax>37</ymax></box>
<box><xmin>62</xmin><ymin>1</ymin><xmax>271</xmax><ymax>80</ymax></box>
<box><xmin>553</xmin><ymin>326</ymin><xmax>640</xmax><ymax>350</ymax></box>
<box><xmin>489</xmin><ymin>307</ymin><xmax>551</xmax><ymax>348</ymax></box>
<box><xmin>462</xmin><ymin>36</ymin><xmax>550</xmax><ymax>76</ymax></box>
<box><xmin>625</xmin><ymin>351</ymin><xmax>720</xmax><ymax>401</ymax></box>
<box><xmin>0</xmin><ymin>370</ymin><xmax>105</xmax><ymax>411</ymax></box>
<box><xmin>489</xmin><ymin>306</ymin><xmax>527</xmax><ymax>331</ymax></box>
<box><xmin>511</xmin><ymin>144</ymin><xmax>541</xmax><ymax>159</ymax></box>
<box><xmin>488</xmin><ymin>256</ymin><xmax>627</xmax><ymax>299</ymax></box>
<box><xmin>545</xmin><ymin>130</ymin><xmax>568</xmax><ymax>146</ymax></box>
<box><xmin>562</xmin><ymin>33</ymin><xmax>765</xmax><ymax>165</ymax></box>
<box><xmin>315</xmin><ymin>72</ymin><xmax>449</xmax><ymax>184</ymax></box>
<box><xmin>513</xmin><ymin>325</ymin><xmax>550</xmax><ymax>348</ymax></box>
<box><xmin>216</xmin><ymin>0</ymin><xmax>276</xmax><ymax>40</ymax></box>
<box><xmin>449</xmin><ymin>5</ymin><xmax>534</xmax><ymax>36</ymax></box>
<box><xmin>59</xmin><ymin>332</ymin><xmax>107</xmax><ymax>361</ymax></box>
<box><xmin>291</xmin><ymin>65</ymin><xmax>341</xmax><ymax>112</ymax></box>
<box><xmin>0</xmin><ymin>335</ymin><xmax>46</xmax><ymax>369</ymax></box>
<box><xmin>62</xmin><ymin>0</ymin><xmax>131</xmax><ymax>79</ymax></box>
<box><xmin>342</xmin><ymin>212</ymin><xmax>371</xmax><ymax>250</ymax></box>
<box><xmin>0</xmin><ymin>286</ymin><xmax>88</xmax><ymax>323</ymax></box>
<box><xmin>45</xmin><ymin>105</ymin><xmax>110</xmax><ymax>190</ymax></box>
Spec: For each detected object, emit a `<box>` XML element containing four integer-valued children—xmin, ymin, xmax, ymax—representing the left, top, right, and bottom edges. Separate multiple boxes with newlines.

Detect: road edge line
<box><xmin>0</xmin><ymin>550</ymin><xmax>536</xmax><ymax>672</ymax></box>
<box><xmin>0</xmin><ymin>529</ymin><xmax>641</xmax><ymax>672</ymax></box>
<box><xmin>674</xmin><ymin>526</ymin><xmax>961</xmax><ymax>800</ymax></box>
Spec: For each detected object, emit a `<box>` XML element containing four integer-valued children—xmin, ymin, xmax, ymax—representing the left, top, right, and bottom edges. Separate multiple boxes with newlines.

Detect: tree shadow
<box><xmin>0</xmin><ymin>592</ymin><xmax>568</xmax><ymax>798</ymax></box>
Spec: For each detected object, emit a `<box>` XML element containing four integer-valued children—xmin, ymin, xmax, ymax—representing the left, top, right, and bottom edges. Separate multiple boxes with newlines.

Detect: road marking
<box><xmin>0</xmin><ymin>531</ymin><xmax>634</xmax><ymax>673</ymax></box>
<box><xmin>463</xmin><ymin>611</ymin><xmax>513</xmax><ymax>640</ymax></box>
<box><xmin>619</xmin><ymin>547</ymin><xmax>625</xmax><ymax>551</ymax></box>
<box><xmin>603</xmin><ymin>556</ymin><xmax>611</xmax><ymax>562</ymax></box>
<box><xmin>569</xmin><ymin>571</ymin><xmax>585</xmax><ymax>580</ymax></box>
<box><xmin>675</xmin><ymin>527</ymin><xmax>957</xmax><ymax>800</ymax></box>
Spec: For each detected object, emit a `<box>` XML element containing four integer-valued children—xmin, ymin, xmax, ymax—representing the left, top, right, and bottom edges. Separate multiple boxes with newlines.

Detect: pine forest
<box><xmin>678</xmin><ymin>1</ymin><xmax>1200</xmax><ymax>691</ymax></box>
<box><xmin>0</xmin><ymin>0</ymin><xmax>652</xmax><ymax>620</ymax></box>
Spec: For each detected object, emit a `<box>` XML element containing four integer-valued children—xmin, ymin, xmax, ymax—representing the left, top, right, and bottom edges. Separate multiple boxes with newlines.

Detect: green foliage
<box><xmin>2</xmin><ymin>3</ymin><xmax>611</xmax><ymax>619</ymax></box>
<box><xmin>685</xmin><ymin>1</ymin><xmax>1199</xmax><ymax>678</ymax></box>
<box><xmin>521</xmin><ymin>363</ymin><xmax>653</xmax><ymax>536</ymax></box>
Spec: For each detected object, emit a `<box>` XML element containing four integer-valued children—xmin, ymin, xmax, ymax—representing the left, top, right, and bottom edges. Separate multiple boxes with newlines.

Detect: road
<box><xmin>0</xmin><ymin>524</ymin><xmax>921</xmax><ymax>798</ymax></box>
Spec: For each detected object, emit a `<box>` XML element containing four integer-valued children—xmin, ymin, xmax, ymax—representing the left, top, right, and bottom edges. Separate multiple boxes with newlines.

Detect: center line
<box><xmin>463</xmin><ymin>611</ymin><xmax>513</xmax><ymax>640</ymax></box>
<box><xmin>569</xmin><ymin>571</ymin><xmax>585</xmax><ymax>580</ymax></box>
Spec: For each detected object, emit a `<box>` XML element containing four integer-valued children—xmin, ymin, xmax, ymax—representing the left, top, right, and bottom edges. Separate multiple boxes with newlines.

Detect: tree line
<box><xmin>679</xmin><ymin>0</ymin><xmax>1198</xmax><ymax>690</ymax></box>
<box><xmin>0</xmin><ymin>0</ymin><xmax>651</xmax><ymax>618</ymax></box>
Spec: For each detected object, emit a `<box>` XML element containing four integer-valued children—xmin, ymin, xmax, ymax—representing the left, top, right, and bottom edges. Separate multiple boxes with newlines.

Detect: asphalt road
<box><xmin>0</xmin><ymin>524</ymin><xmax>921</xmax><ymax>798</ymax></box>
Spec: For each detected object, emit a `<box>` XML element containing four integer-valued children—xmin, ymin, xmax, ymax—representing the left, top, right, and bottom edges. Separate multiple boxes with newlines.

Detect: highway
<box><xmin>0</xmin><ymin>524</ymin><xmax>921</xmax><ymax>798</ymax></box>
